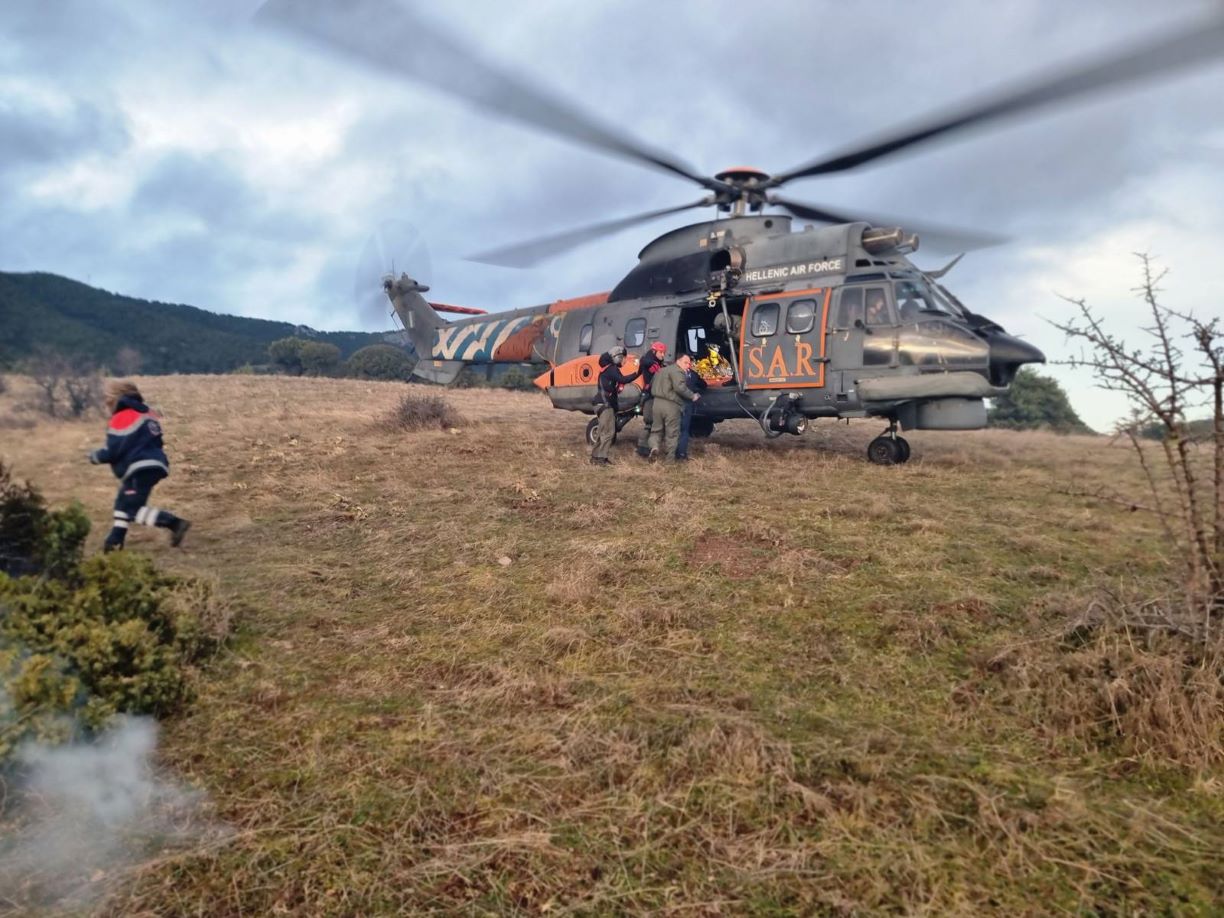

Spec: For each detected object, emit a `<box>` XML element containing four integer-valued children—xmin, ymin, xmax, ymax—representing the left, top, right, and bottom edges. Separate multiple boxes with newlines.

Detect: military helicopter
<box><xmin>262</xmin><ymin>1</ymin><xmax>1224</xmax><ymax>464</ymax></box>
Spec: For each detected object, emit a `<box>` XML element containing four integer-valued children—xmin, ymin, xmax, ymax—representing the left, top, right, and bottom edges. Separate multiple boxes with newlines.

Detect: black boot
<box><xmin>152</xmin><ymin>510</ymin><xmax>191</xmax><ymax>547</ymax></box>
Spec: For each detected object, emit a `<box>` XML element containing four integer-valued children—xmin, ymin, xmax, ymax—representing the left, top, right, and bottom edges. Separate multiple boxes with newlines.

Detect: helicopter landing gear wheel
<box><xmin>868</xmin><ymin>419</ymin><xmax>909</xmax><ymax>465</ymax></box>
<box><xmin>867</xmin><ymin>436</ymin><xmax>902</xmax><ymax>465</ymax></box>
<box><xmin>587</xmin><ymin>414</ymin><xmax>625</xmax><ymax>448</ymax></box>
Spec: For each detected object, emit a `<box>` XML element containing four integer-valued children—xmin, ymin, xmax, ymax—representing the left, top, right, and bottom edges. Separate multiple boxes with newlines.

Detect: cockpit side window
<box><xmin>835</xmin><ymin>287</ymin><xmax>864</xmax><ymax>328</ymax></box>
<box><xmin>864</xmin><ymin>286</ymin><xmax>892</xmax><ymax>326</ymax></box>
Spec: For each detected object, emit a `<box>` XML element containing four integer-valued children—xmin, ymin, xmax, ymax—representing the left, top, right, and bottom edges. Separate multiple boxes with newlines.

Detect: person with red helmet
<box><xmin>635</xmin><ymin>341</ymin><xmax>667</xmax><ymax>458</ymax></box>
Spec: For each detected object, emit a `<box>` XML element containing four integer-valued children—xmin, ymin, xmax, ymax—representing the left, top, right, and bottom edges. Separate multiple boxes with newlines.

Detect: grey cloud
<box><xmin>1</xmin><ymin>0</ymin><xmax>1221</xmax><ymax>352</ymax></box>
<box><xmin>129</xmin><ymin>152</ymin><xmax>257</xmax><ymax>228</ymax></box>
<box><xmin>0</xmin><ymin>95</ymin><xmax>129</xmax><ymax>178</ymax></box>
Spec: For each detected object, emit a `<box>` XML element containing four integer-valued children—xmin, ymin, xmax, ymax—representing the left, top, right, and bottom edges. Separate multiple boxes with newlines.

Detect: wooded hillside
<box><xmin>0</xmin><ymin>271</ymin><xmax>385</xmax><ymax>373</ymax></box>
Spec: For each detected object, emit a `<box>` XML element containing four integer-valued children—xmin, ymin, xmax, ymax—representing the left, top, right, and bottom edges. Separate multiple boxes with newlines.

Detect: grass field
<box><xmin>1</xmin><ymin>374</ymin><xmax>1221</xmax><ymax>915</ymax></box>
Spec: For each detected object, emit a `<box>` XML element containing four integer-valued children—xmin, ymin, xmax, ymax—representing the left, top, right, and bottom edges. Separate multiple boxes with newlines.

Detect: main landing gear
<box><xmin>585</xmin><ymin>411</ymin><xmax>636</xmax><ymax>447</ymax></box>
<box><xmin>867</xmin><ymin>420</ymin><xmax>911</xmax><ymax>466</ymax></box>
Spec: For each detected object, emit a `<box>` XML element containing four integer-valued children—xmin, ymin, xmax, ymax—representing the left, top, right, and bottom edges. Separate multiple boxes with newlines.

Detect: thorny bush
<box><xmin>1055</xmin><ymin>255</ymin><xmax>1224</xmax><ymax>618</ymax></box>
<box><xmin>387</xmin><ymin>391</ymin><xmax>462</xmax><ymax>432</ymax></box>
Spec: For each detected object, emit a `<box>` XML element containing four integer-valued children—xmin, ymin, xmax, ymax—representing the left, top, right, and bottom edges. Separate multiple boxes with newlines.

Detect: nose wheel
<box><xmin>867</xmin><ymin>422</ymin><xmax>911</xmax><ymax>465</ymax></box>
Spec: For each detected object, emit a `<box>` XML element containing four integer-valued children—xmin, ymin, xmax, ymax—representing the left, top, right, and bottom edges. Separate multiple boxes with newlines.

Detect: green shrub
<box><xmin>0</xmin><ymin>462</ymin><xmax>89</xmax><ymax>579</ymax></box>
<box><xmin>346</xmin><ymin>344</ymin><xmax>415</xmax><ymax>381</ymax></box>
<box><xmin>268</xmin><ymin>336</ymin><xmax>306</xmax><ymax>375</ymax></box>
<box><xmin>0</xmin><ymin>468</ymin><xmax>229</xmax><ymax>763</ymax></box>
<box><xmin>300</xmin><ymin>340</ymin><xmax>342</xmax><ymax>376</ymax></box>
<box><xmin>988</xmin><ymin>368</ymin><xmax>1093</xmax><ymax>434</ymax></box>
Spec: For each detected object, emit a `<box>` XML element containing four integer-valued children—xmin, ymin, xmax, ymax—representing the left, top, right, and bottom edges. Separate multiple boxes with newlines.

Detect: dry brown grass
<box><xmin>1</xmin><ymin>373</ymin><xmax>1221</xmax><ymax>915</ymax></box>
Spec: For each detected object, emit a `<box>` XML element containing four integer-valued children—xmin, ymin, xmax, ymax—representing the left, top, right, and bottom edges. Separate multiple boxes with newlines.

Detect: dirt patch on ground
<box><xmin>688</xmin><ymin>534</ymin><xmax>773</xmax><ymax>579</ymax></box>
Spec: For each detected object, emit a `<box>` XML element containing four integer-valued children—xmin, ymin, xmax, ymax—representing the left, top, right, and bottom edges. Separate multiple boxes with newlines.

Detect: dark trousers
<box><xmin>106</xmin><ymin>469</ymin><xmax>178</xmax><ymax>550</ymax></box>
<box><xmin>677</xmin><ymin>401</ymin><xmax>695</xmax><ymax>458</ymax></box>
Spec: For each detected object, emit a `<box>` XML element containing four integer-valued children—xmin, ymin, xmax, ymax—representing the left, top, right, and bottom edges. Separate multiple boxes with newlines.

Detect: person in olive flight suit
<box><xmin>647</xmin><ymin>354</ymin><xmax>701</xmax><ymax>462</ymax></box>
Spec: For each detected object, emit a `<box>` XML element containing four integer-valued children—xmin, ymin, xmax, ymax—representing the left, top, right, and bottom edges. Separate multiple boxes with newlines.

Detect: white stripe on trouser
<box><xmin>134</xmin><ymin>506</ymin><xmax>162</xmax><ymax>527</ymax></box>
<box><xmin>112</xmin><ymin>520</ymin><xmax>130</xmax><ymax>529</ymax></box>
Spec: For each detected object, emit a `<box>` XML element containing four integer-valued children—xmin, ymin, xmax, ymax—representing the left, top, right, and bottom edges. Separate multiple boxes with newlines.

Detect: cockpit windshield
<box><xmin>894</xmin><ymin>276</ymin><xmax>962</xmax><ymax>320</ymax></box>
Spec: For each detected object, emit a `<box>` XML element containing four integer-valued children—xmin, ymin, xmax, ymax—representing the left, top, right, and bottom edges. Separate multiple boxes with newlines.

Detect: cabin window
<box><xmin>578</xmin><ymin>323</ymin><xmax>593</xmax><ymax>353</ymax></box>
<box><xmin>751</xmin><ymin>302</ymin><xmax>780</xmax><ymax>337</ymax></box>
<box><xmin>834</xmin><ymin>288</ymin><xmax>863</xmax><ymax>328</ymax></box>
<box><xmin>624</xmin><ymin>317</ymin><xmax>646</xmax><ymax>348</ymax></box>
<box><xmin>785</xmin><ymin>299</ymin><xmax>817</xmax><ymax>335</ymax></box>
<box><xmin>686</xmin><ymin>326</ymin><xmax>707</xmax><ymax>354</ymax></box>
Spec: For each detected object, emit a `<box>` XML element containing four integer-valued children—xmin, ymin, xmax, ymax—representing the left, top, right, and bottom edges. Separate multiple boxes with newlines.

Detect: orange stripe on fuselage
<box><xmin>547</xmin><ymin>291</ymin><xmax>610</xmax><ymax>314</ymax></box>
<box><xmin>533</xmin><ymin>353</ymin><xmax>641</xmax><ymax>391</ymax></box>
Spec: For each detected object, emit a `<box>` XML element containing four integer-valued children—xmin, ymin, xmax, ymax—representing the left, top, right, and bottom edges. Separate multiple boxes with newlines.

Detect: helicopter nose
<box><xmin>987</xmin><ymin>332</ymin><xmax>1045</xmax><ymax>386</ymax></box>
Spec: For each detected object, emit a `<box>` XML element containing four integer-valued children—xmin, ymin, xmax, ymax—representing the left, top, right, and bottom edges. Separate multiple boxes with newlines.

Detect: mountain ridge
<box><xmin>0</xmin><ymin>271</ymin><xmax>387</xmax><ymax>373</ymax></box>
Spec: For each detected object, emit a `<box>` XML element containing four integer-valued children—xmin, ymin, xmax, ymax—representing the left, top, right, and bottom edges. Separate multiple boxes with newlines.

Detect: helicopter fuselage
<box><xmin>388</xmin><ymin>215</ymin><xmax>1045</xmax><ymax>444</ymax></box>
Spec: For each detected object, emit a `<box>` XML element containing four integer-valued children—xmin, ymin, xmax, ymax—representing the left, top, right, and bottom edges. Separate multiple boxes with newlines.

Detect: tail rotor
<box><xmin>353</xmin><ymin>219</ymin><xmax>433</xmax><ymax>334</ymax></box>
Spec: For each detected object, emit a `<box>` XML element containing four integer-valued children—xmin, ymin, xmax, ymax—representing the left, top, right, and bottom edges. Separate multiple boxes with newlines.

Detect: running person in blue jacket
<box><xmin>88</xmin><ymin>381</ymin><xmax>191</xmax><ymax>552</ymax></box>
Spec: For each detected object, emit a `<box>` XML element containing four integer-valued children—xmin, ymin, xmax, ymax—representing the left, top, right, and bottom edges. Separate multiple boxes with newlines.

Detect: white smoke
<box><xmin>0</xmin><ymin>714</ymin><xmax>222</xmax><ymax>912</ymax></box>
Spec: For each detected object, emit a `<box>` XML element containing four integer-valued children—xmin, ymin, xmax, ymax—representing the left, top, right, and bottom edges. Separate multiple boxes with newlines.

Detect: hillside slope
<box><xmin>0</xmin><ymin>271</ymin><xmax>385</xmax><ymax>372</ymax></box>
<box><xmin>1</xmin><ymin>376</ymin><xmax>1219</xmax><ymax>915</ymax></box>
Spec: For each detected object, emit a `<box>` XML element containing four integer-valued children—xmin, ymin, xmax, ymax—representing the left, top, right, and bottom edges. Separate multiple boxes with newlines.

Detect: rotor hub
<box><xmin>713</xmin><ymin>166</ymin><xmax>772</xmax><ymax>211</ymax></box>
<box><xmin>714</xmin><ymin>166</ymin><xmax>771</xmax><ymax>185</ymax></box>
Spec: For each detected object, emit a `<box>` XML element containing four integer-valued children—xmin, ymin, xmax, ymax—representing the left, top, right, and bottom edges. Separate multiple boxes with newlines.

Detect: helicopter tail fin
<box><xmin>384</xmin><ymin>274</ymin><xmax>467</xmax><ymax>385</ymax></box>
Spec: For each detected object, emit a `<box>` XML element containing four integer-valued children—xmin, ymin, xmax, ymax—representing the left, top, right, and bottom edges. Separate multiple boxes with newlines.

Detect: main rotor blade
<box><xmin>771</xmin><ymin>12</ymin><xmax>1224</xmax><ymax>185</ymax></box>
<box><xmin>257</xmin><ymin>0</ymin><xmax>724</xmax><ymax>193</ymax></box>
<box><xmin>468</xmin><ymin>198</ymin><xmax>713</xmax><ymax>267</ymax></box>
<box><xmin>772</xmin><ymin>196</ymin><xmax>1007</xmax><ymax>251</ymax></box>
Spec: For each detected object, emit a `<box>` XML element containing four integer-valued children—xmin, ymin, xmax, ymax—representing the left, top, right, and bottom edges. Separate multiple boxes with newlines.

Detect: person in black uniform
<box><xmin>88</xmin><ymin>381</ymin><xmax>191</xmax><ymax>552</ymax></box>
<box><xmin>676</xmin><ymin>360</ymin><xmax>709</xmax><ymax>460</ymax></box>
<box><xmin>591</xmin><ymin>346</ymin><xmax>641</xmax><ymax>465</ymax></box>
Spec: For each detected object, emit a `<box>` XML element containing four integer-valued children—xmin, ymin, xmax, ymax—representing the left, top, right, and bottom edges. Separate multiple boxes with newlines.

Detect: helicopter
<box><xmin>261</xmin><ymin>1</ymin><xmax>1224</xmax><ymax>464</ymax></box>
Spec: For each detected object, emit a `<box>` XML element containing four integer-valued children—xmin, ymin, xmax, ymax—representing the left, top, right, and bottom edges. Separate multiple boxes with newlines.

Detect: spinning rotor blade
<box><xmin>258</xmin><ymin>0</ymin><xmax>724</xmax><ymax>193</ymax></box>
<box><xmin>771</xmin><ymin>196</ymin><xmax>1007</xmax><ymax>251</ymax></box>
<box><xmin>770</xmin><ymin>12</ymin><xmax>1224</xmax><ymax>185</ymax></box>
<box><xmin>468</xmin><ymin>198</ymin><xmax>713</xmax><ymax>268</ymax></box>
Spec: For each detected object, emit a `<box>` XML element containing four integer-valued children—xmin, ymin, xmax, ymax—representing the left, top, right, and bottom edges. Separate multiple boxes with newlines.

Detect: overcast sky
<box><xmin>2</xmin><ymin>0</ymin><xmax>1222</xmax><ymax>429</ymax></box>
